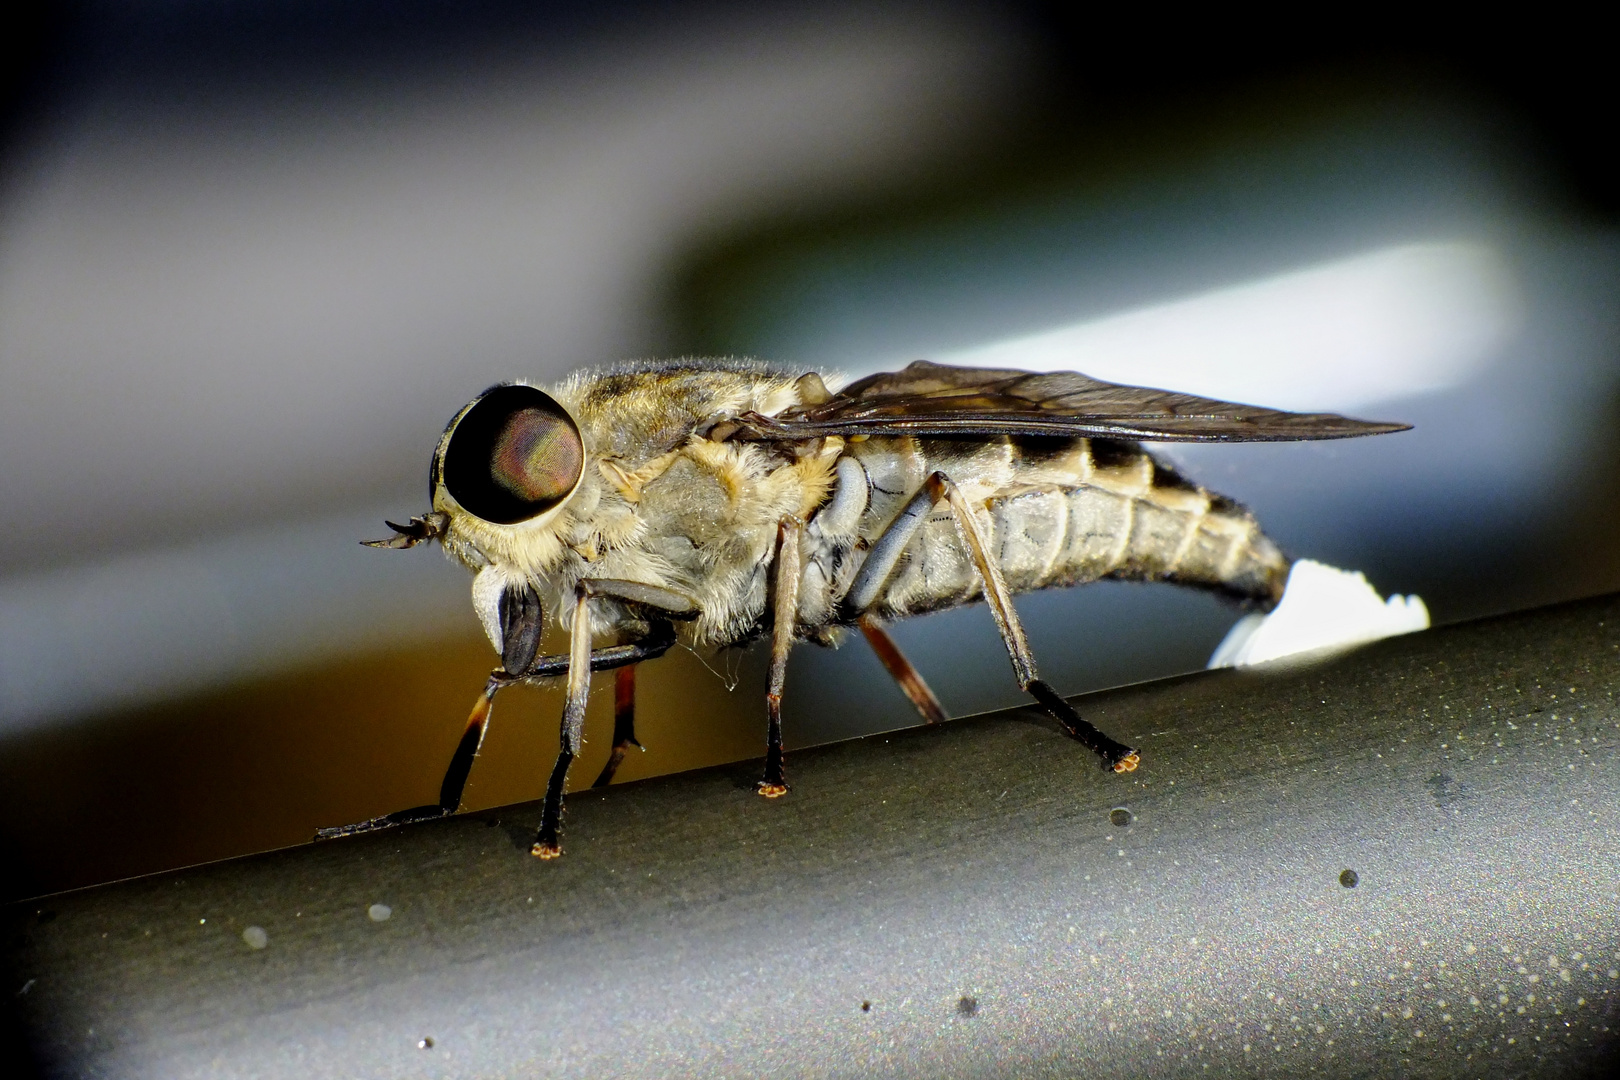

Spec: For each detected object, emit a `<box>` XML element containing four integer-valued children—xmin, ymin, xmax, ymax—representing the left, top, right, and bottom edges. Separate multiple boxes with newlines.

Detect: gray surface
<box><xmin>8</xmin><ymin>597</ymin><xmax>1620</xmax><ymax>1078</ymax></box>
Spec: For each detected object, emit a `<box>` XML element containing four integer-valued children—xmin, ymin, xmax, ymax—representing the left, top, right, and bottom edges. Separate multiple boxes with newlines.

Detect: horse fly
<box><xmin>316</xmin><ymin>359</ymin><xmax>1408</xmax><ymax>857</ymax></box>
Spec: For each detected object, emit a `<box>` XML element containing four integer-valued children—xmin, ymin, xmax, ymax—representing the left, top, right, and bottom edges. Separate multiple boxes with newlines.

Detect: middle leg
<box><xmin>533</xmin><ymin>587</ymin><xmax>594</xmax><ymax>858</ymax></box>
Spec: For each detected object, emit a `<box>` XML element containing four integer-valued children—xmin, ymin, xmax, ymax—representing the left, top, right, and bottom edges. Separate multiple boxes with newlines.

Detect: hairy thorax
<box><xmin>440</xmin><ymin>362</ymin><xmax>836</xmax><ymax>647</ymax></box>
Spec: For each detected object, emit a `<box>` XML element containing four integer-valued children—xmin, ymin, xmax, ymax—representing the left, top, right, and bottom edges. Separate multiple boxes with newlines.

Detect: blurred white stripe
<box><xmin>932</xmin><ymin>243</ymin><xmax>1519</xmax><ymax>412</ymax></box>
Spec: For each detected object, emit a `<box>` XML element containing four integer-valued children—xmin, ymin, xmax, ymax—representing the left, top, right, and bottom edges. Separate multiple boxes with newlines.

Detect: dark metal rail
<box><xmin>7</xmin><ymin>595</ymin><xmax>1620</xmax><ymax>1078</ymax></box>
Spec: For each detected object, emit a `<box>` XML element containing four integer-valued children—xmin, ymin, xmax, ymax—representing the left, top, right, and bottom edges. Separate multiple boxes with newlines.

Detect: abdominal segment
<box><xmin>854</xmin><ymin>436</ymin><xmax>1290</xmax><ymax>622</ymax></box>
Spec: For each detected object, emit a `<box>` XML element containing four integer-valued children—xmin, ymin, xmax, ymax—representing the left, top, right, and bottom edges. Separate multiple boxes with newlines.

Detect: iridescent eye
<box><xmin>440</xmin><ymin>385</ymin><xmax>584</xmax><ymax>524</ymax></box>
<box><xmin>489</xmin><ymin>407</ymin><xmax>582</xmax><ymax>502</ymax></box>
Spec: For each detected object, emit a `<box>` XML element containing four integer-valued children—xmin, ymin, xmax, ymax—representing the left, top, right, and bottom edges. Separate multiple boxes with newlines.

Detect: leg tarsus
<box><xmin>1027</xmin><ymin>679</ymin><xmax>1139</xmax><ymax>772</ymax></box>
<box><xmin>757</xmin><ymin>715</ymin><xmax>788</xmax><ymax>797</ymax></box>
<box><xmin>592</xmin><ymin>745</ymin><xmax>629</xmax><ymax>790</ymax></box>
<box><xmin>313</xmin><ymin>802</ymin><xmax>449</xmax><ymax>841</ymax></box>
<box><xmin>756</xmin><ymin>669</ymin><xmax>790</xmax><ymax>796</ymax></box>
<box><xmin>532</xmin><ymin>749</ymin><xmax>574</xmax><ymax>858</ymax></box>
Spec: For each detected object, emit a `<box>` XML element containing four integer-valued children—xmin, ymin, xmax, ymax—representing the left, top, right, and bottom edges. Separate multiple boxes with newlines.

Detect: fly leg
<box><xmin>858</xmin><ymin>616</ymin><xmax>947</xmax><ymax>724</ymax></box>
<box><xmin>432</xmin><ymin>581</ymin><xmax>544</xmax><ymax>818</ymax></box>
<box><xmin>569</xmin><ymin>578</ymin><xmax>697</xmax><ymax>791</ymax></box>
<box><xmin>591</xmin><ymin>665</ymin><xmax>641</xmax><ymax>787</ymax></box>
<box><xmin>315</xmin><ymin>581</ymin><xmax>545</xmax><ymax>840</ymax></box>
<box><xmin>531</xmin><ymin>583</ymin><xmax>694</xmax><ymax>854</ymax></box>
<box><xmin>314</xmin><ymin>608</ymin><xmax>678</xmax><ymax>842</ymax></box>
<box><xmin>533</xmin><ymin>587</ymin><xmax>594</xmax><ymax>858</ymax></box>
<box><xmin>847</xmin><ymin>472</ymin><xmax>1138</xmax><ymax>773</ymax></box>
<box><xmin>313</xmin><ymin>669</ymin><xmax>506</xmax><ymax>840</ymax></box>
<box><xmin>758</xmin><ymin>516</ymin><xmax>804</xmax><ymax>797</ymax></box>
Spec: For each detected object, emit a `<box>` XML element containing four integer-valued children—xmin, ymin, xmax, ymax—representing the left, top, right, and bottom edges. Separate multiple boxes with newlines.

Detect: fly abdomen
<box><xmin>853</xmin><ymin>435</ymin><xmax>1288</xmax><ymax>622</ymax></box>
<box><xmin>993</xmin><ymin>444</ymin><xmax>1288</xmax><ymax>608</ymax></box>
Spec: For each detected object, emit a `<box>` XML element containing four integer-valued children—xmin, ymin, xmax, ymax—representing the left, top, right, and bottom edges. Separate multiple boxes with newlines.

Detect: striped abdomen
<box><xmin>846</xmin><ymin>435</ymin><xmax>1289</xmax><ymax>623</ymax></box>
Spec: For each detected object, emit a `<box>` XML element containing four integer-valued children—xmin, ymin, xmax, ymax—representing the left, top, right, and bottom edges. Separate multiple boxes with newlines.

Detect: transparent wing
<box><xmin>730</xmin><ymin>361</ymin><xmax>1410</xmax><ymax>443</ymax></box>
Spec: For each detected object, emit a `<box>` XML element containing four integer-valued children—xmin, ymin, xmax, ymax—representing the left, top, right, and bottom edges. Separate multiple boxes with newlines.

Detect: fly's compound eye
<box><xmin>442</xmin><ymin>385</ymin><xmax>584</xmax><ymax>524</ymax></box>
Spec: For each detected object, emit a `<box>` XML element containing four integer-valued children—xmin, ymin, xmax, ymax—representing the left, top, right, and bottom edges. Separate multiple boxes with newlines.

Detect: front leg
<box><xmin>530</xmin><ymin>579</ymin><xmax>696</xmax><ymax>855</ymax></box>
<box><xmin>314</xmin><ymin>602</ymin><xmax>677</xmax><ymax>842</ymax></box>
<box><xmin>533</xmin><ymin>588</ymin><xmax>593</xmax><ymax>858</ymax></box>
<box><xmin>314</xmin><ymin>581</ymin><xmax>545</xmax><ymax>841</ymax></box>
<box><xmin>758</xmin><ymin>516</ymin><xmax>804</xmax><ymax>797</ymax></box>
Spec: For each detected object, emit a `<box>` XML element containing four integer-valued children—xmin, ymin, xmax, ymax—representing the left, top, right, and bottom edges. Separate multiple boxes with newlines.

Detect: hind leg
<box><xmin>846</xmin><ymin>472</ymin><xmax>1137</xmax><ymax>772</ymax></box>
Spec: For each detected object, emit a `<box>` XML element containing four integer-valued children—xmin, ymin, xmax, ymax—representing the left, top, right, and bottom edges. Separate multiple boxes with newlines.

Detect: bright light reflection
<box><xmin>929</xmin><ymin>242</ymin><xmax>1519</xmax><ymax>412</ymax></box>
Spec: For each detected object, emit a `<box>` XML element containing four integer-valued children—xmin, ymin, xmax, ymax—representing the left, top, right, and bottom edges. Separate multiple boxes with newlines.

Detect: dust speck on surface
<box><xmin>1425</xmin><ymin>772</ymin><xmax>1459</xmax><ymax>807</ymax></box>
<box><xmin>860</xmin><ymin>1001</ymin><xmax>872</xmax><ymax>1012</ymax></box>
<box><xmin>1339</xmin><ymin>869</ymin><xmax>1359</xmax><ymax>888</ymax></box>
<box><xmin>241</xmin><ymin>926</ymin><xmax>268</xmax><ymax>950</ymax></box>
<box><xmin>368</xmin><ymin>904</ymin><xmax>393</xmax><ymax>922</ymax></box>
<box><xmin>957</xmin><ymin>996</ymin><xmax>978</xmax><ymax>1016</ymax></box>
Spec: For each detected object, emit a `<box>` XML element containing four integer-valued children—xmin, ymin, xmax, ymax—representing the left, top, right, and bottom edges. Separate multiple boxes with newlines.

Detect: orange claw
<box><xmin>1113</xmin><ymin>752</ymin><xmax>1140</xmax><ymax>774</ymax></box>
<box><xmin>756</xmin><ymin>783</ymin><xmax>789</xmax><ymax>798</ymax></box>
<box><xmin>531</xmin><ymin>842</ymin><xmax>562</xmax><ymax>859</ymax></box>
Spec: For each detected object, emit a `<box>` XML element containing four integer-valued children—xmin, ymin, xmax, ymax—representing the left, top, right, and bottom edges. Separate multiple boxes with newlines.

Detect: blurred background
<box><xmin>1</xmin><ymin>0</ymin><xmax>1616</xmax><ymax>900</ymax></box>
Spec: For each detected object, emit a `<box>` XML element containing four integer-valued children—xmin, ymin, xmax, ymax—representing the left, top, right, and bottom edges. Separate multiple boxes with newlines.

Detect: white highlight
<box><xmin>1208</xmin><ymin>560</ymin><xmax>1429</xmax><ymax>668</ymax></box>
<box><xmin>934</xmin><ymin>243</ymin><xmax>1517</xmax><ymax>412</ymax></box>
<box><xmin>471</xmin><ymin>565</ymin><xmax>513</xmax><ymax>655</ymax></box>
